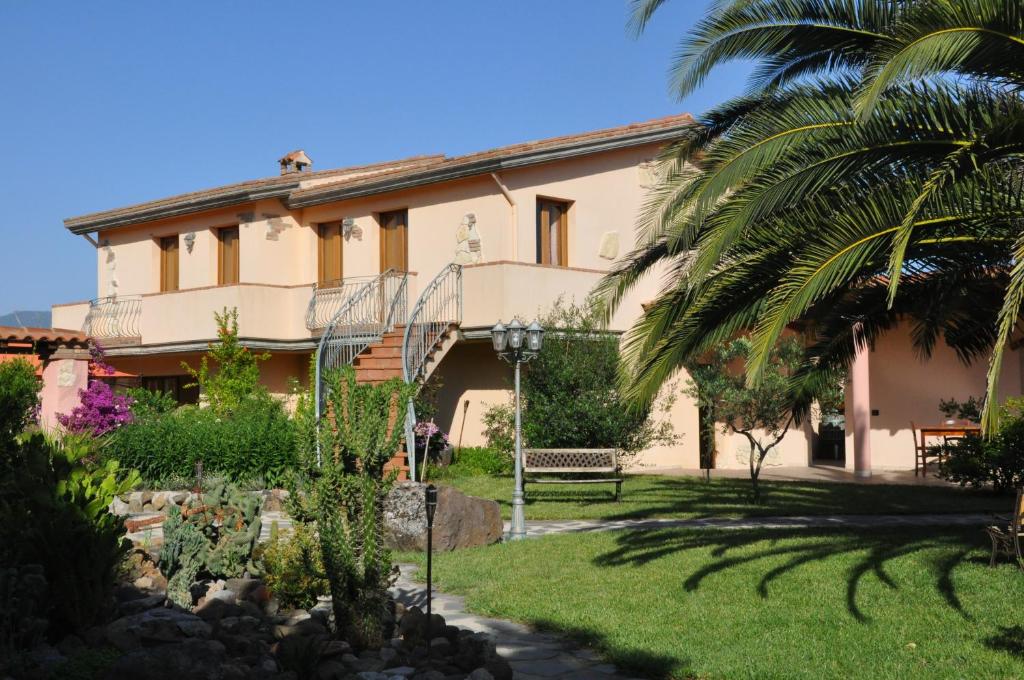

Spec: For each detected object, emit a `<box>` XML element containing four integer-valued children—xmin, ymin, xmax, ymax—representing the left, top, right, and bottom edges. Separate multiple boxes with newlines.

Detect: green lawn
<box><xmin>438</xmin><ymin>474</ymin><xmax>1006</xmax><ymax>521</ymax></box>
<box><xmin>403</xmin><ymin>527</ymin><xmax>1024</xmax><ymax>679</ymax></box>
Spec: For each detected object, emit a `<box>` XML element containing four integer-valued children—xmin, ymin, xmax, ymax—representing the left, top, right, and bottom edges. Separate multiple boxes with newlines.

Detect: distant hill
<box><xmin>0</xmin><ymin>310</ymin><xmax>52</xmax><ymax>328</ymax></box>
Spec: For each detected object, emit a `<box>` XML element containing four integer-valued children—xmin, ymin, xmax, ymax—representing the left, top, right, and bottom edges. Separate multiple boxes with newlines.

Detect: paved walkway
<box><xmin>392</xmin><ymin>564</ymin><xmax>642</xmax><ymax>680</ymax></box>
<box><xmin>638</xmin><ymin>465</ymin><xmax>957</xmax><ymax>486</ymax></box>
<box><xmin>502</xmin><ymin>512</ymin><xmax>993</xmax><ymax>538</ymax></box>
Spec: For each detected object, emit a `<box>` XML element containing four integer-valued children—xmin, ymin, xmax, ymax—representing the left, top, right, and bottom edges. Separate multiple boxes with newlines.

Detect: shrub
<box><xmin>183</xmin><ymin>307</ymin><xmax>270</xmax><ymax>416</ymax></box>
<box><xmin>287</xmin><ymin>365</ymin><xmax>415</xmax><ymax>647</ymax></box>
<box><xmin>57</xmin><ymin>345</ymin><xmax>134</xmax><ymax>437</ymax></box>
<box><xmin>104</xmin><ymin>395</ymin><xmax>296</xmax><ymax>487</ymax></box>
<box><xmin>259</xmin><ymin>522</ymin><xmax>328</xmax><ymax>610</ymax></box>
<box><xmin>0</xmin><ymin>358</ymin><xmax>39</xmax><ymax>446</ymax></box>
<box><xmin>482</xmin><ymin>402</ymin><xmax>515</xmax><ymax>458</ymax></box>
<box><xmin>0</xmin><ymin>433</ymin><xmax>139</xmax><ymax>639</ymax></box>
<box><xmin>940</xmin><ymin>398</ymin><xmax>1024</xmax><ymax>492</ymax></box>
<box><xmin>427</xmin><ymin>447</ymin><xmax>512</xmax><ymax>480</ymax></box>
<box><xmin>126</xmin><ymin>387</ymin><xmax>178</xmax><ymax>420</ymax></box>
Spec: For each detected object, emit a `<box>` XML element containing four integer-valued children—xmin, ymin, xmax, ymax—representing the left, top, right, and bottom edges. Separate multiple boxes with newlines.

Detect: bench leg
<box><xmin>615</xmin><ymin>480</ymin><xmax>622</xmax><ymax>502</ymax></box>
<box><xmin>521</xmin><ymin>478</ymin><xmax>527</xmax><ymax>503</ymax></box>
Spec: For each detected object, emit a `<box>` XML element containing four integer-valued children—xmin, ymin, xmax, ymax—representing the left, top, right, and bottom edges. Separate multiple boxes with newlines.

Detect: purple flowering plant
<box><xmin>414</xmin><ymin>420</ymin><xmax>449</xmax><ymax>453</ymax></box>
<box><xmin>57</xmin><ymin>343</ymin><xmax>134</xmax><ymax>437</ymax></box>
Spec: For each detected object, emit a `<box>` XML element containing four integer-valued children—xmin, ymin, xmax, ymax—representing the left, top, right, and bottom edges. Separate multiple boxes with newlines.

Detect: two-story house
<box><xmin>52</xmin><ymin>115</ymin><xmax>700</xmax><ymax>472</ymax></box>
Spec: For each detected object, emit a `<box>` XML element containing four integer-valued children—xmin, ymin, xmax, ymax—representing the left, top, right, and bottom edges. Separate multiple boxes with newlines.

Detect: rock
<box><xmin>483</xmin><ymin>657</ymin><xmax>513</xmax><ymax>680</ymax></box>
<box><xmin>141</xmin><ymin>491</ymin><xmax>154</xmax><ymax>505</ymax></box>
<box><xmin>110</xmin><ymin>496</ymin><xmax>131</xmax><ymax>515</ymax></box>
<box><xmin>384</xmin><ymin>482</ymin><xmax>502</xmax><ymax>551</ymax></box>
<box><xmin>127</xmin><ymin>492</ymin><xmax>144</xmax><ymax>514</ymax></box>
<box><xmin>416</xmin><ymin>672</ymin><xmax>445</xmax><ymax>680</ymax></box>
<box><xmin>468</xmin><ymin>670</ymin><xmax>494</xmax><ymax>680</ymax></box>
<box><xmin>195</xmin><ymin>597</ymin><xmax>243</xmax><ymax>621</ymax></box>
<box><xmin>104</xmin><ymin>638</ymin><xmax>226</xmax><ymax>680</ymax></box>
<box><xmin>151</xmin><ymin>492</ymin><xmax>167</xmax><ymax>511</ymax></box>
<box><xmin>383</xmin><ymin>667</ymin><xmax>416</xmax><ymax>678</ymax></box>
<box><xmin>133</xmin><ymin>575</ymin><xmax>155</xmax><ymax>590</ymax></box>
<box><xmin>226</xmin><ymin>577</ymin><xmax>268</xmax><ymax>604</ymax></box>
<box><xmin>316</xmin><ymin>660</ymin><xmax>349</xmax><ymax>680</ymax></box>
<box><xmin>104</xmin><ymin>607</ymin><xmax>212</xmax><ymax>651</ymax></box>
<box><xmin>27</xmin><ymin>643</ymin><xmax>65</xmax><ymax>671</ymax></box>
<box><xmin>320</xmin><ymin>640</ymin><xmax>352</xmax><ymax>657</ymax></box>
<box><xmin>428</xmin><ymin>637</ymin><xmax>452</xmax><ymax>656</ymax></box>
<box><xmin>117</xmin><ymin>592</ymin><xmax>166</xmax><ymax>616</ymax></box>
<box><xmin>56</xmin><ymin>634</ymin><xmax>85</xmax><ymax>657</ymax></box>
<box><xmin>357</xmin><ymin>673</ymin><xmax>388</xmax><ymax>680</ymax></box>
<box><xmin>380</xmin><ymin>647</ymin><xmax>399</xmax><ymax>664</ymax></box>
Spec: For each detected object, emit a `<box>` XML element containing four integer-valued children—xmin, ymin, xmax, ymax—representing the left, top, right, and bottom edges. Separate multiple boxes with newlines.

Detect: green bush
<box><xmin>483</xmin><ymin>300</ymin><xmax>673</xmax><ymax>462</ymax></box>
<box><xmin>259</xmin><ymin>522</ymin><xmax>328</xmax><ymax>610</ymax></box>
<box><xmin>104</xmin><ymin>395</ymin><xmax>296</xmax><ymax>487</ymax></box>
<box><xmin>940</xmin><ymin>397</ymin><xmax>1024</xmax><ymax>492</ymax></box>
<box><xmin>0</xmin><ymin>359</ymin><xmax>39</xmax><ymax>446</ymax></box>
<box><xmin>1</xmin><ymin>433</ymin><xmax>138</xmax><ymax>642</ymax></box>
<box><xmin>427</xmin><ymin>447</ymin><xmax>511</xmax><ymax>479</ymax></box>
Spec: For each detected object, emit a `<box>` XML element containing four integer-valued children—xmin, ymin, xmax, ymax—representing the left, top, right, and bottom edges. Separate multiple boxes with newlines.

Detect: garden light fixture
<box><xmin>425</xmin><ymin>484</ymin><xmax>438</xmax><ymax>618</ymax></box>
<box><xmin>490</xmin><ymin>316</ymin><xmax>544</xmax><ymax>540</ymax></box>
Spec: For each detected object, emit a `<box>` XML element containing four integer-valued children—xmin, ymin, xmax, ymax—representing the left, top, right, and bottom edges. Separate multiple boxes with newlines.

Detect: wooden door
<box><xmin>160</xmin><ymin>236</ymin><xmax>179</xmax><ymax>292</ymax></box>
<box><xmin>537</xmin><ymin>199</ymin><xmax>568</xmax><ymax>266</ymax></box>
<box><xmin>218</xmin><ymin>226</ymin><xmax>240</xmax><ymax>285</ymax></box>
<box><xmin>379</xmin><ymin>210</ymin><xmax>408</xmax><ymax>272</ymax></box>
<box><xmin>318</xmin><ymin>223</ymin><xmax>343</xmax><ymax>285</ymax></box>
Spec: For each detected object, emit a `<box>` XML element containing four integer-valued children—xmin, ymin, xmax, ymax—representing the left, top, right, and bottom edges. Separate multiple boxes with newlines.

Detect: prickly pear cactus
<box><xmin>159</xmin><ymin>506</ymin><xmax>209</xmax><ymax>607</ymax></box>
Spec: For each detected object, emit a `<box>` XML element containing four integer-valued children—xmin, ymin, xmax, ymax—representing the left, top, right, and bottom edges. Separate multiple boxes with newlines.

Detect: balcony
<box><xmin>305</xmin><ymin>276</ymin><xmax>380</xmax><ymax>332</ymax></box>
<box><xmin>83</xmin><ymin>295</ymin><xmax>142</xmax><ymax>346</ymax></box>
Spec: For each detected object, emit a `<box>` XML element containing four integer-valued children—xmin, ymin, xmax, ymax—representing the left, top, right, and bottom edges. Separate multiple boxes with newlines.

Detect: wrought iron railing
<box><xmin>402</xmin><ymin>263</ymin><xmax>463</xmax><ymax>480</ymax></box>
<box><xmin>314</xmin><ymin>269</ymin><xmax>408</xmax><ymax>427</ymax></box>
<box><xmin>83</xmin><ymin>295</ymin><xmax>142</xmax><ymax>341</ymax></box>
<box><xmin>305</xmin><ymin>275</ymin><xmax>380</xmax><ymax>331</ymax></box>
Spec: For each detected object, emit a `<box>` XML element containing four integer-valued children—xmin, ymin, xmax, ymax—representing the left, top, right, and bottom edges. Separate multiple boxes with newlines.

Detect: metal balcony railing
<box><xmin>401</xmin><ymin>263</ymin><xmax>463</xmax><ymax>480</ymax></box>
<box><xmin>314</xmin><ymin>269</ymin><xmax>409</xmax><ymax>427</ymax></box>
<box><xmin>305</xmin><ymin>276</ymin><xmax>381</xmax><ymax>331</ymax></box>
<box><xmin>83</xmin><ymin>295</ymin><xmax>142</xmax><ymax>342</ymax></box>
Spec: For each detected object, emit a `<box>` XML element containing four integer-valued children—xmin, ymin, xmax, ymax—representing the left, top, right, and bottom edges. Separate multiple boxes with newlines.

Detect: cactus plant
<box><xmin>158</xmin><ymin>482</ymin><xmax>262</xmax><ymax>608</ymax></box>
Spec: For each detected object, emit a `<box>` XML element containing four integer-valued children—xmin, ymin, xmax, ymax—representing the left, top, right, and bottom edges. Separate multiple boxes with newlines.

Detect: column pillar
<box><xmin>851</xmin><ymin>323</ymin><xmax>872</xmax><ymax>478</ymax></box>
<box><xmin>39</xmin><ymin>346</ymin><xmax>90</xmax><ymax>430</ymax></box>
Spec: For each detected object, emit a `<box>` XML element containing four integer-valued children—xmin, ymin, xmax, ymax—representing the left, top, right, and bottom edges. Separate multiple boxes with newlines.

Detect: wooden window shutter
<box><xmin>160</xmin><ymin>236</ymin><xmax>179</xmax><ymax>292</ymax></box>
<box><xmin>318</xmin><ymin>223</ymin><xmax>343</xmax><ymax>285</ymax></box>
<box><xmin>536</xmin><ymin>199</ymin><xmax>569</xmax><ymax>266</ymax></box>
<box><xmin>218</xmin><ymin>226</ymin><xmax>240</xmax><ymax>285</ymax></box>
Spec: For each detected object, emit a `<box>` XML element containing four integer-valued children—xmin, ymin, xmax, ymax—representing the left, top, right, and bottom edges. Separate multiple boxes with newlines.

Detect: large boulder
<box><xmin>384</xmin><ymin>482</ymin><xmax>502</xmax><ymax>551</ymax></box>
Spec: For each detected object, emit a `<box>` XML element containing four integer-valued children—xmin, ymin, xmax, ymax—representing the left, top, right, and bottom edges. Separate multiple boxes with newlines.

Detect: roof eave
<box><xmin>286</xmin><ymin>124</ymin><xmax>690</xmax><ymax>209</ymax></box>
<box><xmin>63</xmin><ymin>182</ymin><xmax>300</xmax><ymax>235</ymax></box>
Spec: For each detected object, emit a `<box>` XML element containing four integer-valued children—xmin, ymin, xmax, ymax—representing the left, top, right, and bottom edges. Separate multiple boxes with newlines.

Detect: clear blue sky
<box><xmin>0</xmin><ymin>0</ymin><xmax>750</xmax><ymax>314</ymax></box>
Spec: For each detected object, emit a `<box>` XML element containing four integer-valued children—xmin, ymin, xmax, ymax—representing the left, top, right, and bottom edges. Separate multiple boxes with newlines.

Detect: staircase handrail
<box><xmin>401</xmin><ymin>263</ymin><xmax>463</xmax><ymax>480</ymax></box>
<box><xmin>314</xmin><ymin>269</ymin><xmax>408</xmax><ymax>428</ymax></box>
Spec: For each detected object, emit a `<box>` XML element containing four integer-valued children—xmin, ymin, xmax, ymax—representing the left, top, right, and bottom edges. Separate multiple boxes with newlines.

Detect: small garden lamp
<box><xmin>425</xmin><ymin>484</ymin><xmax>438</xmax><ymax>618</ymax></box>
<box><xmin>490</xmin><ymin>316</ymin><xmax>544</xmax><ymax>540</ymax></box>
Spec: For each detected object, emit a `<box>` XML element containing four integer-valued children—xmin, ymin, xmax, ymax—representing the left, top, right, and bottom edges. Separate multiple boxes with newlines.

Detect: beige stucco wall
<box><xmin>842</xmin><ymin>322</ymin><xmax>1024</xmax><ymax>471</ymax></box>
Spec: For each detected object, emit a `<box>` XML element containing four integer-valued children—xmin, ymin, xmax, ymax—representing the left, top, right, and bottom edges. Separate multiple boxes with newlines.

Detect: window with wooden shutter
<box><xmin>379</xmin><ymin>210</ymin><xmax>408</xmax><ymax>272</ymax></box>
<box><xmin>159</xmin><ymin>236</ymin><xmax>179</xmax><ymax>292</ymax></box>
<box><xmin>318</xmin><ymin>222</ymin><xmax>344</xmax><ymax>285</ymax></box>
<box><xmin>218</xmin><ymin>226</ymin><xmax>240</xmax><ymax>285</ymax></box>
<box><xmin>536</xmin><ymin>198</ymin><xmax>569</xmax><ymax>266</ymax></box>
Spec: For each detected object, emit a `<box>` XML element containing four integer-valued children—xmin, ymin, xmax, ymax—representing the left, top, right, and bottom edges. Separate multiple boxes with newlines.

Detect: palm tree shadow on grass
<box><xmin>592</xmin><ymin>527</ymin><xmax>988</xmax><ymax>622</ymax></box>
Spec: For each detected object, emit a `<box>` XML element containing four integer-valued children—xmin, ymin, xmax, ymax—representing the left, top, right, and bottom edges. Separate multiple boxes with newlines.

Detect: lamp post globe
<box><xmin>526</xmin><ymin>320</ymin><xmax>545</xmax><ymax>353</ymax></box>
<box><xmin>490</xmin><ymin>321</ymin><xmax>508</xmax><ymax>353</ymax></box>
<box><xmin>507</xmin><ymin>318</ymin><xmax>525</xmax><ymax>350</ymax></box>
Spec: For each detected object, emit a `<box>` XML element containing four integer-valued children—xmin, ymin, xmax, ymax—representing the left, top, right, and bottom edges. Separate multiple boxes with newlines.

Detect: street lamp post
<box><xmin>491</xmin><ymin>317</ymin><xmax>544</xmax><ymax>541</ymax></box>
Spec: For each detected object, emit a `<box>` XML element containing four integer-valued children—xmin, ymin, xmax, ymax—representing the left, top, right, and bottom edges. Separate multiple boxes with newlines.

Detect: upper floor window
<box><xmin>379</xmin><ymin>209</ymin><xmax>408</xmax><ymax>273</ymax></box>
<box><xmin>318</xmin><ymin>222</ymin><xmax>344</xmax><ymax>285</ymax></box>
<box><xmin>159</xmin><ymin>235</ymin><xmax>179</xmax><ymax>292</ymax></box>
<box><xmin>536</xmin><ymin>198</ymin><xmax>569</xmax><ymax>266</ymax></box>
<box><xmin>218</xmin><ymin>226</ymin><xmax>240</xmax><ymax>285</ymax></box>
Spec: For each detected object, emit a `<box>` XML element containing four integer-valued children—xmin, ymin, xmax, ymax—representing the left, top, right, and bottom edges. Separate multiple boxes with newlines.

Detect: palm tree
<box><xmin>599</xmin><ymin>0</ymin><xmax>1024</xmax><ymax>428</ymax></box>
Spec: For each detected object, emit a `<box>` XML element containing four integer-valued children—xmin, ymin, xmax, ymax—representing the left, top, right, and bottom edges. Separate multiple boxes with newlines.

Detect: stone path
<box><xmin>503</xmin><ymin>512</ymin><xmax>993</xmax><ymax>538</ymax></box>
<box><xmin>392</xmin><ymin>565</ymin><xmax>641</xmax><ymax>680</ymax></box>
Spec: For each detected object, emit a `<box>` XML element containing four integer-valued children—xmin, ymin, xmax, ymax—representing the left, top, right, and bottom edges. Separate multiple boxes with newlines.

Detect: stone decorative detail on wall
<box><xmin>598</xmin><ymin>231</ymin><xmax>620</xmax><ymax>260</ymax></box>
<box><xmin>183</xmin><ymin>232</ymin><xmax>196</xmax><ymax>253</ymax></box>
<box><xmin>103</xmin><ymin>239</ymin><xmax>118</xmax><ymax>296</ymax></box>
<box><xmin>57</xmin><ymin>360</ymin><xmax>75</xmax><ymax>387</ymax></box>
<box><xmin>236</xmin><ymin>211</ymin><xmax>255</xmax><ymax>224</ymax></box>
<box><xmin>342</xmin><ymin>217</ymin><xmax>363</xmax><ymax>241</ymax></box>
<box><xmin>638</xmin><ymin>157</ymin><xmax>662</xmax><ymax>190</ymax></box>
<box><xmin>453</xmin><ymin>213</ymin><xmax>482</xmax><ymax>265</ymax></box>
<box><xmin>263</xmin><ymin>213</ymin><xmax>288</xmax><ymax>241</ymax></box>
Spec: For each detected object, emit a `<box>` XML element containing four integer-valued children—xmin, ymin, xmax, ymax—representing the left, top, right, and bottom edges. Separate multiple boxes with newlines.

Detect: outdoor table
<box><xmin>918</xmin><ymin>422</ymin><xmax>981</xmax><ymax>448</ymax></box>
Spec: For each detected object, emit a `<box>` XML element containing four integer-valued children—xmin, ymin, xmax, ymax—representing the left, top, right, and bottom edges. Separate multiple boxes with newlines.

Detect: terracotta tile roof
<box><xmin>65</xmin><ymin>113</ymin><xmax>696</xmax><ymax>233</ymax></box>
<box><xmin>0</xmin><ymin>326</ymin><xmax>89</xmax><ymax>345</ymax></box>
<box><xmin>0</xmin><ymin>353</ymin><xmax>43</xmax><ymax>376</ymax></box>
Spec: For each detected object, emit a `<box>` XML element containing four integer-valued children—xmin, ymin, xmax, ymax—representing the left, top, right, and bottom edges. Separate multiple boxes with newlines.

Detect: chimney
<box><xmin>279</xmin><ymin>150</ymin><xmax>313</xmax><ymax>175</ymax></box>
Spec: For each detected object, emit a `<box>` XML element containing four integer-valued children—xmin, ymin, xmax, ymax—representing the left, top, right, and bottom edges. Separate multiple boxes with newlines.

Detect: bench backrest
<box><xmin>523</xmin><ymin>448</ymin><xmax>618</xmax><ymax>472</ymax></box>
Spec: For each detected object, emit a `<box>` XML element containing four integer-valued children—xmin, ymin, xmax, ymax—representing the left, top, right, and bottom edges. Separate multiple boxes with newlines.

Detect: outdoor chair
<box><xmin>910</xmin><ymin>422</ymin><xmax>942</xmax><ymax>477</ymax></box>
<box><xmin>985</xmin><ymin>488</ymin><xmax>1024</xmax><ymax>568</ymax></box>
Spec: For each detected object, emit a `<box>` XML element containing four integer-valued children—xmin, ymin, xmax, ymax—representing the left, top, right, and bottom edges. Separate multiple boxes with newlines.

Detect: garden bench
<box><xmin>522</xmin><ymin>448</ymin><xmax>622</xmax><ymax>501</ymax></box>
